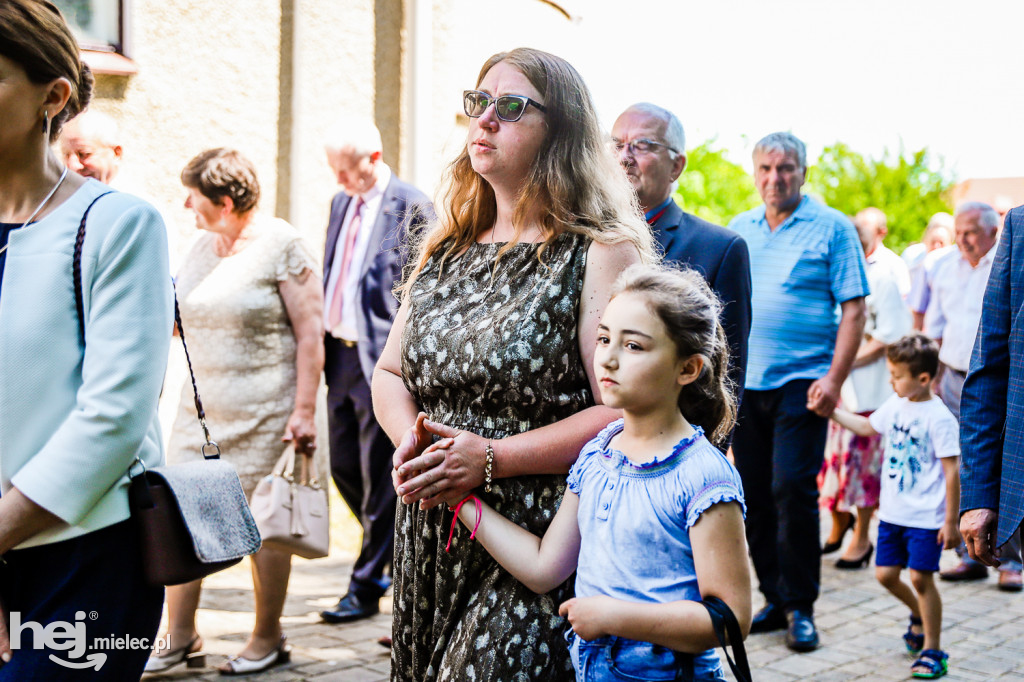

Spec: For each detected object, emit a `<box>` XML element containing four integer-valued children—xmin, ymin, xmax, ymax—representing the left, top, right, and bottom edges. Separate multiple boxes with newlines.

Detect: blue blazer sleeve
<box><xmin>12</xmin><ymin>200</ymin><xmax>173</xmax><ymax>525</ymax></box>
<box><xmin>960</xmin><ymin>212</ymin><xmax>1014</xmax><ymax>515</ymax></box>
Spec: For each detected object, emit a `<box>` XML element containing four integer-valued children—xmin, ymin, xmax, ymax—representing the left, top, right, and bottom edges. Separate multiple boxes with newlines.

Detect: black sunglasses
<box><xmin>463</xmin><ymin>90</ymin><xmax>547</xmax><ymax>122</ymax></box>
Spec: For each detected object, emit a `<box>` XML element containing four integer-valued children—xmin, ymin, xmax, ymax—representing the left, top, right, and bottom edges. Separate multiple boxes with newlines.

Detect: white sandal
<box><xmin>143</xmin><ymin>635</ymin><xmax>205</xmax><ymax>673</ymax></box>
<box><xmin>218</xmin><ymin>635</ymin><xmax>291</xmax><ymax>676</ymax></box>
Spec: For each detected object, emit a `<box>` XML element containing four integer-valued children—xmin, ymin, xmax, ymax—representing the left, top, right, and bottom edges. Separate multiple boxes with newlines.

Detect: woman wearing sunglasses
<box><xmin>373</xmin><ymin>48</ymin><xmax>655</xmax><ymax>681</ymax></box>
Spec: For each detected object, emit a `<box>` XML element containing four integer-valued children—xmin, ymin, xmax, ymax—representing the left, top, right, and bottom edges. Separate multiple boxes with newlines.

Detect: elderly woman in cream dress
<box><xmin>146</xmin><ymin>148</ymin><xmax>325</xmax><ymax>676</ymax></box>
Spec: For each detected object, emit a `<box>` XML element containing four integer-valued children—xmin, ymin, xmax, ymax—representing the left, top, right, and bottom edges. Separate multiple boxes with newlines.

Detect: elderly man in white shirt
<box><xmin>927</xmin><ymin>202</ymin><xmax>999</xmax><ymax>400</ymax></box>
<box><xmin>927</xmin><ymin>201</ymin><xmax>1023</xmax><ymax>589</ymax></box>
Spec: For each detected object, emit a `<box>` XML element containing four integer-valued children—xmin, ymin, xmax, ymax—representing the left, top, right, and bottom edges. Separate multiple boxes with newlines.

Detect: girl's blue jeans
<box><xmin>566</xmin><ymin>629</ymin><xmax>726</xmax><ymax>681</ymax></box>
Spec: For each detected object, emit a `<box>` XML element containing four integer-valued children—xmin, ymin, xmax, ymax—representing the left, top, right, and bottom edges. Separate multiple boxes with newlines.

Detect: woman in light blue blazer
<box><xmin>0</xmin><ymin>2</ymin><xmax>173</xmax><ymax>679</ymax></box>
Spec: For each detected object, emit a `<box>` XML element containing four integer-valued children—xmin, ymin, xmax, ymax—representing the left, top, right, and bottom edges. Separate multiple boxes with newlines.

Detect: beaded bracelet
<box><xmin>484</xmin><ymin>442</ymin><xmax>494</xmax><ymax>492</ymax></box>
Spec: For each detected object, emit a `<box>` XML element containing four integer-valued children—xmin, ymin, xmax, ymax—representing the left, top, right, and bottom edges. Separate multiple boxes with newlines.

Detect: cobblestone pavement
<box><xmin>143</xmin><ymin>519</ymin><xmax>1024</xmax><ymax>681</ymax></box>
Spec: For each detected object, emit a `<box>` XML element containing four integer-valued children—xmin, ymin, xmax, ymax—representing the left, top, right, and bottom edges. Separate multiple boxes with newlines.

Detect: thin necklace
<box><xmin>0</xmin><ymin>167</ymin><xmax>70</xmax><ymax>258</ymax></box>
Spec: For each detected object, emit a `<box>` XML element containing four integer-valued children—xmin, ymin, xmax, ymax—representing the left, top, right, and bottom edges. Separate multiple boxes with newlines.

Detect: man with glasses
<box><xmin>728</xmin><ymin>132</ymin><xmax>868</xmax><ymax>652</ymax></box>
<box><xmin>319</xmin><ymin>118</ymin><xmax>433</xmax><ymax>626</ymax></box>
<box><xmin>611</xmin><ymin>103</ymin><xmax>751</xmax><ymax>412</ymax></box>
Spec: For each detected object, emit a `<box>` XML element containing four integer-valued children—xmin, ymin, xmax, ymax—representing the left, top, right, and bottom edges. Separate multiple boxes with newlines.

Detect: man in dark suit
<box><xmin>960</xmin><ymin>203</ymin><xmax>1024</xmax><ymax>591</ymax></box>
<box><xmin>320</xmin><ymin>120</ymin><xmax>433</xmax><ymax>623</ymax></box>
<box><xmin>611</xmin><ymin>103</ymin><xmax>751</xmax><ymax>405</ymax></box>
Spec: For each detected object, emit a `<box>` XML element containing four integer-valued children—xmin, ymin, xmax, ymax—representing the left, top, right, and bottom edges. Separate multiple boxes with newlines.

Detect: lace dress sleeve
<box><xmin>275</xmin><ymin>236</ymin><xmax>319</xmax><ymax>282</ymax></box>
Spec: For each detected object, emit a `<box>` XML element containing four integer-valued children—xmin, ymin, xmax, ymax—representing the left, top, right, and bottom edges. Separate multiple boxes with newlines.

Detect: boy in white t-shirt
<box><xmin>830</xmin><ymin>333</ymin><xmax>959</xmax><ymax>680</ymax></box>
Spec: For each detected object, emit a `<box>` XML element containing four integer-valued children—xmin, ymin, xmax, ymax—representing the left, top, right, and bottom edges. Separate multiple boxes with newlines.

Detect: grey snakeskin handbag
<box><xmin>74</xmin><ymin>192</ymin><xmax>262</xmax><ymax>586</ymax></box>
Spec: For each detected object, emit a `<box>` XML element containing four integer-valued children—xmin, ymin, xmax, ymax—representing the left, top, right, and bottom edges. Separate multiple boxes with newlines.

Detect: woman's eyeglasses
<box><xmin>464</xmin><ymin>90</ymin><xmax>547</xmax><ymax>122</ymax></box>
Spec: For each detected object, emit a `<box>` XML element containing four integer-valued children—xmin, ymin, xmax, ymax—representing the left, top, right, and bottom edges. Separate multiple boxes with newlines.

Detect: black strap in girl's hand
<box><xmin>702</xmin><ymin>596</ymin><xmax>752</xmax><ymax>682</ymax></box>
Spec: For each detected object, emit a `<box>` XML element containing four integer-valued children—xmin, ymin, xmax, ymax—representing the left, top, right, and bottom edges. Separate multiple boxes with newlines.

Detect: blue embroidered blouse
<box><xmin>567</xmin><ymin>419</ymin><xmax>746</xmax><ymax>677</ymax></box>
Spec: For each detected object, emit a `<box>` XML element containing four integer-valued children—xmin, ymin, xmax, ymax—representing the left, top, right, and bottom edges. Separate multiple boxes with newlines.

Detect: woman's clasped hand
<box><xmin>392</xmin><ymin>414</ymin><xmax>487</xmax><ymax>508</ymax></box>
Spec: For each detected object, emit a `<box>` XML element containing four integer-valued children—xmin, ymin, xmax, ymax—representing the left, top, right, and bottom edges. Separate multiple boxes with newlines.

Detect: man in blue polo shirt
<box><xmin>728</xmin><ymin>132</ymin><xmax>868</xmax><ymax>652</ymax></box>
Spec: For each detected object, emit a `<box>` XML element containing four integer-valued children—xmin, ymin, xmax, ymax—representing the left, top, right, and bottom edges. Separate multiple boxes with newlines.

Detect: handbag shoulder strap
<box><xmin>73</xmin><ymin>191</ymin><xmax>115</xmax><ymax>344</ymax></box>
<box><xmin>173</xmin><ymin>295</ymin><xmax>219</xmax><ymax>457</ymax></box>
<box><xmin>73</xmin><ymin>192</ymin><xmax>220</xmax><ymax>460</ymax></box>
<box><xmin>702</xmin><ymin>596</ymin><xmax>753</xmax><ymax>682</ymax></box>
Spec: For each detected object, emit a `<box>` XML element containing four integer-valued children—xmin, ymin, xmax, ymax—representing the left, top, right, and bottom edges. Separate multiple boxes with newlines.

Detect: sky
<box><xmin>550</xmin><ymin>0</ymin><xmax>1024</xmax><ymax>180</ymax></box>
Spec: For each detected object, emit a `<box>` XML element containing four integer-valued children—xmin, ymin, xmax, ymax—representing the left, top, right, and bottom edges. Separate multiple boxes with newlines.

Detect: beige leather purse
<box><xmin>250</xmin><ymin>447</ymin><xmax>329</xmax><ymax>559</ymax></box>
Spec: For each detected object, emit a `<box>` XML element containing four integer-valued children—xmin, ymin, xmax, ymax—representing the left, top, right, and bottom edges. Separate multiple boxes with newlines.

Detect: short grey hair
<box><xmin>623</xmin><ymin>102</ymin><xmax>685</xmax><ymax>155</ymax></box>
<box><xmin>753</xmin><ymin>131</ymin><xmax>806</xmax><ymax>170</ymax></box>
<box><xmin>955</xmin><ymin>201</ymin><xmax>1000</xmax><ymax>230</ymax></box>
<box><xmin>324</xmin><ymin>117</ymin><xmax>383</xmax><ymax>159</ymax></box>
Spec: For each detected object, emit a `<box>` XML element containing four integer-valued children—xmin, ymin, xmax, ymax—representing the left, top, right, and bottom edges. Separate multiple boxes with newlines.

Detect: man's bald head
<box><xmin>853</xmin><ymin>207</ymin><xmax>887</xmax><ymax>255</ymax></box>
<box><xmin>60</xmin><ymin>110</ymin><xmax>123</xmax><ymax>184</ymax></box>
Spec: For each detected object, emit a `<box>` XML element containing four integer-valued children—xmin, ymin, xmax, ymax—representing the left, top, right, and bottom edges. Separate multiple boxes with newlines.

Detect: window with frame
<box><xmin>53</xmin><ymin>0</ymin><xmax>136</xmax><ymax>75</ymax></box>
<box><xmin>54</xmin><ymin>0</ymin><xmax>125</xmax><ymax>54</ymax></box>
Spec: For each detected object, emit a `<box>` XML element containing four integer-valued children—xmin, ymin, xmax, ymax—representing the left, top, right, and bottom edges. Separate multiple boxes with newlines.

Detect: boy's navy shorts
<box><xmin>876</xmin><ymin>519</ymin><xmax>943</xmax><ymax>572</ymax></box>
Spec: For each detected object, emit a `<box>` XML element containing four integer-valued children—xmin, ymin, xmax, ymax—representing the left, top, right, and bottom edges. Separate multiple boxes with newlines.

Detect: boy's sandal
<box><xmin>903</xmin><ymin>615</ymin><xmax>924</xmax><ymax>654</ymax></box>
<box><xmin>911</xmin><ymin>649</ymin><xmax>948</xmax><ymax>679</ymax></box>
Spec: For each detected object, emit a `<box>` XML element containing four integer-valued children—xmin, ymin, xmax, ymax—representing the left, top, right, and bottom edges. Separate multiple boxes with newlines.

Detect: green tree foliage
<box><xmin>806</xmin><ymin>143</ymin><xmax>954</xmax><ymax>253</ymax></box>
<box><xmin>674</xmin><ymin>140</ymin><xmax>760</xmax><ymax>227</ymax></box>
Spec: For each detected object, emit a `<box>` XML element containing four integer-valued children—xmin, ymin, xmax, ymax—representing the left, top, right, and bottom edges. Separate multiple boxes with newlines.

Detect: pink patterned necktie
<box><xmin>327</xmin><ymin>196</ymin><xmax>364</xmax><ymax>331</ymax></box>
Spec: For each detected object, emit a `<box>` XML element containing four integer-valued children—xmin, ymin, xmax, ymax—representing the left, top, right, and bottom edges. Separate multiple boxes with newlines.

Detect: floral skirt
<box><xmin>819</xmin><ymin>410</ymin><xmax>883</xmax><ymax>511</ymax></box>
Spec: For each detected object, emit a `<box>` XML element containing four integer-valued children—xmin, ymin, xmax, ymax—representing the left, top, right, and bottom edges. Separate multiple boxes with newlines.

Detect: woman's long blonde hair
<box><xmin>403</xmin><ymin>48</ymin><xmax>655</xmax><ymax>295</ymax></box>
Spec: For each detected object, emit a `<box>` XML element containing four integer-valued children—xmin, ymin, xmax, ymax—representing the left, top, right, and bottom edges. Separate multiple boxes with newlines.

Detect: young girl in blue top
<box><xmin>429</xmin><ymin>264</ymin><xmax>752</xmax><ymax>680</ymax></box>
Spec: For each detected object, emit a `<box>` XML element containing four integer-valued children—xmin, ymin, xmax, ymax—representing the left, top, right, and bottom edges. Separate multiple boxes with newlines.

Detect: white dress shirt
<box><xmin>841</xmin><ymin>254</ymin><xmax>912</xmax><ymax>412</ymax></box>
<box><xmin>870</xmin><ymin>243</ymin><xmax>911</xmax><ymax>298</ymax></box>
<box><xmin>324</xmin><ymin>164</ymin><xmax>392</xmax><ymax>341</ymax></box>
<box><xmin>925</xmin><ymin>246</ymin><xmax>995</xmax><ymax>372</ymax></box>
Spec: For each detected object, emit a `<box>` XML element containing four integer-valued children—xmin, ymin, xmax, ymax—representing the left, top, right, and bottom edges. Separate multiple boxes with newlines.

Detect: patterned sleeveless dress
<box><xmin>393</xmin><ymin>231</ymin><xmax>593</xmax><ymax>682</ymax></box>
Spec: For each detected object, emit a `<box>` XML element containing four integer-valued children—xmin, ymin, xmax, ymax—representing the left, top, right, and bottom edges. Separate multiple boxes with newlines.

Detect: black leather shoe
<box><xmin>749</xmin><ymin>603</ymin><xmax>787</xmax><ymax>634</ymax></box>
<box><xmin>785</xmin><ymin>609</ymin><xmax>819</xmax><ymax>652</ymax></box>
<box><xmin>320</xmin><ymin>592</ymin><xmax>379</xmax><ymax>624</ymax></box>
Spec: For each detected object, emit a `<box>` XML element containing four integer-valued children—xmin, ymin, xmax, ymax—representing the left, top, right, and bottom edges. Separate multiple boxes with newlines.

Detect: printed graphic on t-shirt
<box><xmin>886</xmin><ymin>420</ymin><xmax>926</xmax><ymax>493</ymax></box>
<box><xmin>872</xmin><ymin>394</ymin><xmax>959</xmax><ymax>529</ymax></box>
